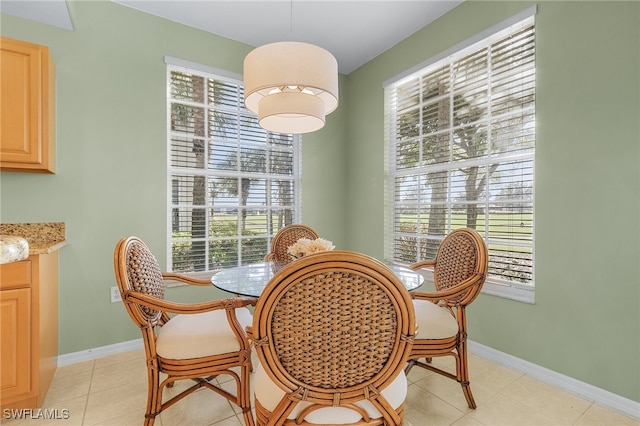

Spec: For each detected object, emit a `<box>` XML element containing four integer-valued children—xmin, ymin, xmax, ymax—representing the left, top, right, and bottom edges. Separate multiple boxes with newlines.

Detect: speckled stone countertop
<box><xmin>0</xmin><ymin>222</ymin><xmax>67</xmax><ymax>255</ymax></box>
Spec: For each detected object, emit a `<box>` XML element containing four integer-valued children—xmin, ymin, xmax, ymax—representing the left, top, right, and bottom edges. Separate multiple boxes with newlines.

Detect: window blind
<box><xmin>167</xmin><ymin>63</ymin><xmax>301</xmax><ymax>272</ymax></box>
<box><xmin>385</xmin><ymin>15</ymin><xmax>535</xmax><ymax>292</ymax></box>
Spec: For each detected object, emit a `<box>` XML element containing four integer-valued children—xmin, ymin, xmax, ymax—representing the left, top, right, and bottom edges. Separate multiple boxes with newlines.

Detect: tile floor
<box><xmin>3</xmin><ymin>349</ymin><xmax>638</xmax><ymax>426</ymax></box>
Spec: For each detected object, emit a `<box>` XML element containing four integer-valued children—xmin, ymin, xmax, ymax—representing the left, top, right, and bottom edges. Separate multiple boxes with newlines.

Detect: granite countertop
<box><xmin>0</xmin><ymin>222</ymin><xmax>67</xmax><ymax>257</ymax></box>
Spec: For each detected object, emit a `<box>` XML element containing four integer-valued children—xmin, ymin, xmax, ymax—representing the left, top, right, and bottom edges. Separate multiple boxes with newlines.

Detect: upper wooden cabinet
<box><xmin>0</xmin><ymin>37</ymin><xmax>55</xmax><ymax>173</ymax></box>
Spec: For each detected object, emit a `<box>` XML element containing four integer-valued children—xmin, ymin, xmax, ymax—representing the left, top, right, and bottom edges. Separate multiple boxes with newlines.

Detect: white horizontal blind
<box><xmin>167</xmin><ymin>64</ymin><xmax>301</xmax><ymax>272</ymax></box>
<box><xmin>385</xmin><ymin>16</ymin><xmax>535</xmax><ymax>289</ymax></box>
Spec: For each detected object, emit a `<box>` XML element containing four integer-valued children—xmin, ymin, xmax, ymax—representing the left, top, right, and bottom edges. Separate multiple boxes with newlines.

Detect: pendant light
<box><xmin>243</xmin><ymin>41</ymin><xmax>339</xmax><ymax>134</ymax></box>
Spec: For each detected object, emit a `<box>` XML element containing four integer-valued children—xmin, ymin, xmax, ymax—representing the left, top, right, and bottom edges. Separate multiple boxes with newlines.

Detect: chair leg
<box><xmin>461</xmin><ymin>381</ymin><xmax>476</xmax><ymax>410</ymax></box>
<box><xmin>404</xmin><ymin>359</ymin><xmax>416</xmax><ymax>374</ymax></box>
<box><xmin>457</xmin><ymin>340</ymin><xmax>476</xmax><ymax>409</ymax></box>
<box><xmin>242</xmin><ymin>409</ymin><xmax>255</xmax><ymax>426</ymax></box>
<box><xmin>144</xmin><ymin>365</ymin><xmax>162</xmax><ymax>425</ymax></box>
<box><xmin>240</xmin><ymin>363</ymin><xmax>255</xmax><ymax>426</ymax></box>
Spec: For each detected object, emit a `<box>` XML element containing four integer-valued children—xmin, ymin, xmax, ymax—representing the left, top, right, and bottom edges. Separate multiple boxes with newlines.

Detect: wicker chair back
<box><xmin>266</xmin><ymin>224</ymin><xmax>319</xmax><ymax>264</ymax></box>
<box><xmin>433</xmin><ymin>228</ymin><xmax>488</xmax><ymax>305</ymax></box>
<box><xmin>115</xmin><ymin>237</ymin><xmax>165</xmax><ymax>324</ymax></box>
<box><xmin>252</xmin><ymin>250</ymin><xmax>416</xmax><ymax>424</ymax></box>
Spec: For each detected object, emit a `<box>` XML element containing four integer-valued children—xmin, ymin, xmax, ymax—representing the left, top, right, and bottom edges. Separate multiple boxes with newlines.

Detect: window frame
<box><xmin>165</xmin><ymin>57</ymin><xmax>302</xmax><ymax>274</ymax></box>
<box><xmin>384</xmin><ymin>7</ymin><xmax>537</xmax><ymax>303</ymax></box>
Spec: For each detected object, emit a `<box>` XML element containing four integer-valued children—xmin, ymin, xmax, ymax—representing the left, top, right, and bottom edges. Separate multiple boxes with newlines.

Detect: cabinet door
<box><xmin>0</xmin><ymin>288</ymin><xmax>31</xmax><ymax>400</ymax></box>
<box><xmin>0</xmin><ymin>37</ymin><xmax>55</xmax><ymax>173</ymax></box>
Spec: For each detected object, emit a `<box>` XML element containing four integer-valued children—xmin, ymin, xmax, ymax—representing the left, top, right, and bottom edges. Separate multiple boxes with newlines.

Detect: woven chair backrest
<box><xmin>114</xmin><ymin>237</ymin><xmax>165</xmax><ymax>325</ymax></box>
<box><xmin>270</xmin><ymin>224</ymin><xmax>319</xmax><ymax>264</ymax></box>
<box><xmin>253</xmin><ymin>250</ymin><xmax>416</xmax><ymax>406</ymax></box>
<box><xmin>434</xmin><ymin>228</ymin><xmax>488</xmax><ymax>303</ymax></box>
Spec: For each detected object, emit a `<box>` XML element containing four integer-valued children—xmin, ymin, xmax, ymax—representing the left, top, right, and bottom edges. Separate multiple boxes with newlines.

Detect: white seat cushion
<box><xmin>413</xmin><ymin>299</ymin><xmax>459</xmax><ymax>339</ymax></box>
<box><xmin>254</xmin><ymin>362</ymin><xmax>407</xmax><ymax>424</ymax></box>
<box><xmin>156</xmin><ymin>307</ymin><xmax>252</xmax><ymax>360</ymax></box>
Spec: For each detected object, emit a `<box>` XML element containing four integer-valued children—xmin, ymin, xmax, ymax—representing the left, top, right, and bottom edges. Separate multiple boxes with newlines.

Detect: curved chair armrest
<box><xmin>123</xmin><ymin>291</ymin><xmax>255</xmax><ymax>314</ymax></box>
<box><xmin>162</xmin><ymin>272</ymin><xmax>212</xmax><ymax>286</ymax></box>
<box><xmin>264</xmin><ymin>252</ymin><xmax>274</xmax><ymax>262</ymax></box>
<box><xmin>409</xmin><ymin>259</ymin><xmax>436</xmax><ymax>271</ymax></box>
<box><xmin>411</xmin><ymin>273</ymin><xmax>485</xmax><ymax>304</ymax></box>
<box><xmin>241</xmin><ymin>296</ymin><xmax>259</xmax><ymax>307</ymax></box>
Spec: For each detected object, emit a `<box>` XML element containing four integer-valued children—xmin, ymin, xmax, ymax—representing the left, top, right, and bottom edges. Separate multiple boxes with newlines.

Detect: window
<box><xmin>385</xmin><ymin>10</ymin><xmax>536</xmax><ymax>302</ymax></box>
<box><xmin>166</xmin><ymin>58</ymin><xmax>301</xmax><ymax>273</ymax></box>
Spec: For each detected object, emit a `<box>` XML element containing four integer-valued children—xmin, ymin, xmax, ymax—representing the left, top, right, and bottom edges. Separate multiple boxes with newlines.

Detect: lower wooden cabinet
<box><xmin>0</xmin><ymin>252</ymin><xmax>58</xmax><ymax>409</ymax></box>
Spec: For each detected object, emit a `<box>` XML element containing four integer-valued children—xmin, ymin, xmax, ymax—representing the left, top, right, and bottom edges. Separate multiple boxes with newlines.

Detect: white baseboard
<box><xmin>57</xmin><ymin>338</ymin><xmax>143</xmax><ymax>366</ymax></box>
<box><xmin>56</xmin><ymin>338</ymin><xmax>639</xmax><ymax>419</ymax></box>
<box><xmin>468</xmin><ymin>340</ymin><xmax>640</xmax><ymax>420</ymax></box>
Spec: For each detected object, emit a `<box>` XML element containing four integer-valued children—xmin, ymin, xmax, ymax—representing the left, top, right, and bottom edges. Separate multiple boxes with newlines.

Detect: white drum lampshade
<box><xmin>244</xmin><ymin>41</ymin><xmax>339</xmax><ymax>134</ymax></box>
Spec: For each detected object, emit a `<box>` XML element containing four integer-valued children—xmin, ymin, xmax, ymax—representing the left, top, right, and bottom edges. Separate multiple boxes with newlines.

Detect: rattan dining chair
<box><xmin>264</xmin><ymin>224</ymin><xmax>319</xmax><ymax>264</ymax></box>
<box><xmin>248</xmin><ymin>250</ymin><xmax>416</xmax><ymax>425</ymax></box>
<box><xmin>405</xmin><ymin>228</ymin><xmax>488</xmax><ymax>409</ymax></box>
<box><xmin>113</xmin><ymin>236</ymin><xmax>256</xmax><ymax>426</ymax></box>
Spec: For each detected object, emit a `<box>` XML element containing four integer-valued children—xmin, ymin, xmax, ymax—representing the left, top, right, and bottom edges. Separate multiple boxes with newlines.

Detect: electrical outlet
<box><xmin>110</xmin><ymin>286</ymin><xmax>122</xmax><ymax>303</ymax></box>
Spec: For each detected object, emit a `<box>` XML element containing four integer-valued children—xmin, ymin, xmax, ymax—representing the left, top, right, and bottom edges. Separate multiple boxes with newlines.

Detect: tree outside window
<box><xmin>387</xmin><ymin>19</ymin><xmax>535</xmax><ymax>288</ymax></box>
<box><xmin>168</xmin><ymin>66</ymin><xmax>300</xmax><ymax>272</ymax></box>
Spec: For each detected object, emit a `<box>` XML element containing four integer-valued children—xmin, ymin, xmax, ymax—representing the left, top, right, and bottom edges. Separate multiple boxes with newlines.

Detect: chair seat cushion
<box><xmin>413</xmin><ymin>299</ymin><xmax>459</xmax><ymax>339</ymax></box>
<box><xmin>156</xmin><ymin>307</ymin><xmax>252</xmax><ymax>360</ymax></box>
<box><xmin>254</xmin><ymin>362</ymin><xmax>407</xmax><ymax>424</ymax></box>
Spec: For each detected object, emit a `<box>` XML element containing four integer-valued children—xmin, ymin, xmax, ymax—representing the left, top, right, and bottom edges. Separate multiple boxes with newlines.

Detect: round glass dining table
<box><xmin>211</xmin><ymin>261</ymin><xmax>423</xmax><ymax>298</ymax></box>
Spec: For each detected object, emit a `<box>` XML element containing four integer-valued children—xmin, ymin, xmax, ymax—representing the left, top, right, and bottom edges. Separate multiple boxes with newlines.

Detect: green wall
<box><xmin>1</xmin><ymin>0</ymin><xmax>638</xmax><ymax>404</ymax></box>
<box><xmin>344</xmin><ymin>1</ymin><xmax>639</xmax><ymax>403</ymax></box>
<box><xmin>0</xmin><ymin>1</ymin><xmax>347</xmax><ymax>355</ymax></box>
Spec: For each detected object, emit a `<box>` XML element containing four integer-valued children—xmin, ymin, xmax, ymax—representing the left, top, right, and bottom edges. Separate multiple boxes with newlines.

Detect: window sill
<box><xmin>483</xmin><ymin>280</ymin><xmax>534</xmax><ymax>304</ymax></box>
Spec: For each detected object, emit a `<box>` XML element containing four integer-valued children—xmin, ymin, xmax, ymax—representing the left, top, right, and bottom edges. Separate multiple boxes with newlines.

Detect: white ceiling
<box><xmin>0</xmin><ymin>0</ymin><xmax>464</xmax><ymax>74</ymax></box>
<box><xmin>0</xmin><ymin>0</ymin><xmax>74</xmax><ymax>30</ymax></box>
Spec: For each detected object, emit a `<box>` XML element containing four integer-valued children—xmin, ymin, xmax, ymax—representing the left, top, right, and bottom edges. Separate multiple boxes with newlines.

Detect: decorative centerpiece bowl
<box><xmin>287</xmin><ymin>237</ymin><xmax>335</xmax><ymax>260</ymax></box>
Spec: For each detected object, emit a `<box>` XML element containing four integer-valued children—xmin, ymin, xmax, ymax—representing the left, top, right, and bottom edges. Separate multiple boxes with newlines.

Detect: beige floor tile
<box><xmin>89</xmin><ymin>410</ymin><xmax>150</xmax><ymax>426</ymax></box>
<box><xmin>574</xmin><ymin>403</ymin><xmax>640</xmax><ymax>426</ymax></box>
<box><xmin>42</xmin><ymin>370</ymin><xmax>93</xmax><ymax>407</ymax></box>
<box><xmin>92</xmin><ymin>349</ymin><xmax>145</xmax><ymax>369</ymax></box>
<box><xmin>89</xmin><ymin>357</ymin><xmax>147</xmax><ymax>394</ymax></box>
<box><xmin>405</xmin><ymin>382</ymin><xmax>466</xmax><ymax>426</ymax></box>
<box><xmin>451</xmin><ymin>413</ymin><xmax>487</xmax><ymax>425</ymax></box>
<box><xmin>406</xmin><ymin>362</ymin><xmax>435</xmax><ymax>383</ymax></box>
<box><xmin>54</xmin><ymin>395</ymin><xmax>89</xmax><ymax>426</ymax></box>
<box><xmin>469</xmin><ymin>359</ymin><xmax>524</xmax><ymax>395</ymax></box>
<box><xmin>500</xmin><ymin>375</ymin><xmax>592</xmax><ymax>424</ymax></box>
<box><xmin>55</xmin><ymin>360</ymin><xmax>95</xmax><ymax>378</ymax></box>
<box><xmin>83</xmin><ymin>378</ymin><xmax>148</xmax><ymax>425</ymax></box>
<box><xmin>413</xmin><ymin>370</ymin><xmax>494</xmax><ymax>412</ymax></box>
<box><xmin>467</xmin><ymin>393</ymin><xmax>561</xmax><ymax>426</ymax></box>
<box><xmin>211</xmin><ymin>416</ymin><xmax>243</xmax><ymax>426</ymax></box>
<box><xmin>157</xmin><ymin>387</ymin><xmax>238</xmax><ymax>426</ymax></box>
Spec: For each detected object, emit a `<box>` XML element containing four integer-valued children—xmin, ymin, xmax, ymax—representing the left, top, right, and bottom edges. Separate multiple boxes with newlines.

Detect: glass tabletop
<box><xmin>212</xmin><ymin>261</ymin><xmax>423</xmax><ymax>298</ymax></box>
